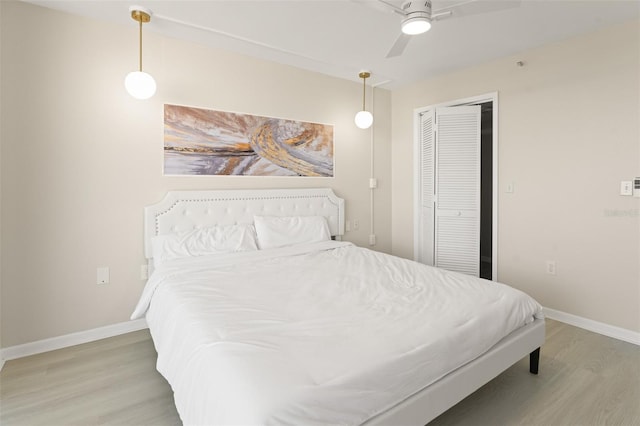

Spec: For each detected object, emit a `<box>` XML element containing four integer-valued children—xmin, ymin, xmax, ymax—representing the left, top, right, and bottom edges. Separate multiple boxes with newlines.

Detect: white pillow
<box><xmin>254</xmin><ymin>215</ymin><xmax>331</xmax><ymax>250</ymax></box>
<box><xmin>152</xmin><ymin>223</ymin><xmax>258</xmax><ymax>267</ymax></box>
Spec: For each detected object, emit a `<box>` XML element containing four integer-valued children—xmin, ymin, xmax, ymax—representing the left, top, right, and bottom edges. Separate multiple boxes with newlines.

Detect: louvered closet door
<box><xmin>434</xmin><ymin>106</ymin><xmax>481</xmax><ymax>276</ymax></box>
<box><xmin>418</xmin><ymin>110</ymin><xmax>435</xmax><ymax>265</ymax></box>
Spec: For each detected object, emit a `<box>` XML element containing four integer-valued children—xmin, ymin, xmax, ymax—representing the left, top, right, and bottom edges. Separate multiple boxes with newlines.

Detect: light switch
<box><xmin>620</xmin><ymin>181</ymin><xmax>633</xmax><ymax>196</ymax></box>
<box><xmin>506</xmin><ymin>183</ymin><xmax>514</xmax><ymax>193</ymax></box>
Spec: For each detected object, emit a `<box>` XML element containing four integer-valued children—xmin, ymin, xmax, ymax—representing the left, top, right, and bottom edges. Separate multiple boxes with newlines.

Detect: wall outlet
<box><xmin>140</xmin><ymin>264</ymin><xmax>148</xmax><ymax>280</ymax></box>
<box><xmin>545</xmin><ymin>261</ymin><xmax>557</xmax><ymax>276</ymax></box>
<box><xmin>97</xmin><ymin>267</ymin><xmax>110</xmax><ymax>285</ymax></box>
<box><xmin>369</xmin><ymin>234</ymin><xmax>376</xmax><ymax>246</ymax></box>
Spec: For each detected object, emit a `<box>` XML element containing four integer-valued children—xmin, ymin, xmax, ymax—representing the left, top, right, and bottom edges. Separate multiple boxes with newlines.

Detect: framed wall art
<box><xmin>163</xmin><ymin>104</ymin><xmax>334</xmax><ymax>177</ymax></box>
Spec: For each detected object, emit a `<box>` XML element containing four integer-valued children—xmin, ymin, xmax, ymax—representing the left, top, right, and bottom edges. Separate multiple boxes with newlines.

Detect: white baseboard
<box><xmin>0</xmin><ymin>318</ymin><xmax>148</xmax><ymax>371</ymax></box>
<box><xmin>543</xmin><ymin>307</ymin><xmax>640</xmax><ymax>346</ymax></box>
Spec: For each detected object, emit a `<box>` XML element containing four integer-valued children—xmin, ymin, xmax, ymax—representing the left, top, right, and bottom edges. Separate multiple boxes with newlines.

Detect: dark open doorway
<box><xmin>479</xmin><ymin>101</ymin><xmax>493</xmax><ymax>280</ymax></box>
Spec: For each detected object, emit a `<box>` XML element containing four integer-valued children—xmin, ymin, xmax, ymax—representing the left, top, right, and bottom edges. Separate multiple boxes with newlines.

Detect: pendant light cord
<box><xmin>139</xmin><ymin>19</ymin><xmax>143</xmax><ymax>72</ymax></box>
<box><xmin>362</xmin><ymin>75</ymin><xmax>367</xmax><ymax>111</ymax></box>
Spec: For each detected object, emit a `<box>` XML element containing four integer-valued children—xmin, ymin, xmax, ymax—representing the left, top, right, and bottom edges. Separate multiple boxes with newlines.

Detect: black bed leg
<box><xmin>529</xmin><ymin>347</ymin><xmax>540</xmax><ymax>375</ymax></box>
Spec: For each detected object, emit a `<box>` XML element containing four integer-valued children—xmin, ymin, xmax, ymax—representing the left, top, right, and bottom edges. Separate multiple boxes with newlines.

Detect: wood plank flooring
<box><xmin>429</xmin><ymin>319</ymin><xmax>640</xmax><ymax>426</ymax></box>
<box><xmin>0</xmin><ymin>330</ymin><xmax>181</xmax><ymax>425</ymax></box>
<box><xmin>1</xmin><ymin>319</ymin><xmax>638</xmax><ymax>426</ymax></box>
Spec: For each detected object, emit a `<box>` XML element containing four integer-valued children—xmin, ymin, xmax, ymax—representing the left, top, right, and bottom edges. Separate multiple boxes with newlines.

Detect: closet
<box><xmin>414</xmin><ymin>97</ymin><xmax>495</xmax><ymax>280</ymax></box>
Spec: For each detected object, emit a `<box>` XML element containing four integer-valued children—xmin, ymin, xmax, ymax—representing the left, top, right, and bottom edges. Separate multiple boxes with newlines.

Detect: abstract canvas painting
<box><xmin>164</xmin><ymin>104</ymin><xmax>334</xmax><ymax>177</ymax></box>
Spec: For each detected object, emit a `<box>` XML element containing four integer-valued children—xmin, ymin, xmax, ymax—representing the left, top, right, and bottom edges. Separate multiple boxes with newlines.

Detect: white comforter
<box><xmin>132</xmin><ymin>241</ymin><xmax>542</xmax><ymax>426</ymax></box>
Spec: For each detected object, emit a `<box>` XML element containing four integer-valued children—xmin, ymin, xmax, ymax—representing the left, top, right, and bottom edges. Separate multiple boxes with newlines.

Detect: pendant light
<box><xmin>354</xmin><ymin>71</ymin><xmax>373</xmax><ymax>129</ymax></box>
<box><xmin>124</xmin><ymin>6</ymin><xmax>156</xmax><ymax>100</ymax></box>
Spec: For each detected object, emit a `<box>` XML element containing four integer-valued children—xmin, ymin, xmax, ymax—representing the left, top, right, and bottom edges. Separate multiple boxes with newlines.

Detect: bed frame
<box><xmin>144</xmin><ymin>187</ymin><xmax>544</xmax><ymax>426</ymax></box>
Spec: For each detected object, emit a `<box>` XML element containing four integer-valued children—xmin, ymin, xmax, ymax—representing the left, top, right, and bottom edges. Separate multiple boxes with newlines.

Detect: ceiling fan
<box><xmin>356</xmin><ymin>0</ymin><xmax>521</xmax><ymax>58</ymax></box>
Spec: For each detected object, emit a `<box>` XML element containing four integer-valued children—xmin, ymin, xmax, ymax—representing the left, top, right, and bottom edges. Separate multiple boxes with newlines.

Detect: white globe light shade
<box><xmin>401</xmin><ymin>17</ymin><xmax>431</xmax><ymax>35</ymax></box>
<box><xmin>124</xmin><ymin>71</ymin><xmax>157</xmax><ymax>100</ymax></box>
<box><xmin>354</xmin><ymin>110</ymin><xmax>373</xmax><ymax>129</ymax></box>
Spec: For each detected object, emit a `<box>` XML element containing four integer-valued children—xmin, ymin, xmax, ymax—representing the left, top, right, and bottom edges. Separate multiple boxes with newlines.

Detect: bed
<box><xmin>132</xmin><ymin>187</ymin><xmax>544</xmax><ymax>426</ymax></box>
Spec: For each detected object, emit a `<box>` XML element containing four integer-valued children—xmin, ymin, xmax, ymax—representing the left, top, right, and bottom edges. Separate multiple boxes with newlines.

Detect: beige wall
<box><xmin>1</xmin><ymin>1</ymin><xmax>637</xmax><ymax>349</ymax></box>
<box><xmin>0</xmin><ymin>1</ymin><xmax>392</xmax><ymax>348</ymax></box>
<box><xmin>392</xmin><ymin>20</ymin><xmax>640</xmax><ymax>332</ymax></box>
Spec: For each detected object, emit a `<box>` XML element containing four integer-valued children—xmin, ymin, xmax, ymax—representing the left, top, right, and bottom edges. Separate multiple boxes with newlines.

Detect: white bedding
<box><xmin>132</xmin><ymin>241</ymin><xmax>542</xmax><ymax>426</ymax></box>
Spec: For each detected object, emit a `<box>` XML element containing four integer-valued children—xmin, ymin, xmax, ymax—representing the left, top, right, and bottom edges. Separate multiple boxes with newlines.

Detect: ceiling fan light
<box><xmin>402</xmin><ymin>16</ymin><xmax>431</xmax><ymax>35</ymax></box>
<box><xmin>125</xmin><ymin>71</ymin><xmax>157</xmax><ymax>100</ymax></box>
<box><xmin>355</xmin><ymin>110</ymin><xmax>373</xmax><ymax>129</ymax></box>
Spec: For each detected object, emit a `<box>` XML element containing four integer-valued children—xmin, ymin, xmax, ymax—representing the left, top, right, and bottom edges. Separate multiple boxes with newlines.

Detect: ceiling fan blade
<box><xmin>431</xmin><ymin>10</ymin><xmax>453</xmax><ymax>21</ymax></box>
<box><xmin>433</xmin><ymin>0</ymin><xmax>521</xmax><ymax>18</ymax></box>
<box><xmin>349</xmin><ymin>0</ymin><xmax>400</xmax><ymax>14</ymax></box>
<box><xmin>377</xmin><ymin>0</ymin><xmax>407</xmax><ymax>15</ymax></box>
<box><xmin>386</xmin><ymin>33</ymin><xmax>411</xmax><ymax>58</ymax></box>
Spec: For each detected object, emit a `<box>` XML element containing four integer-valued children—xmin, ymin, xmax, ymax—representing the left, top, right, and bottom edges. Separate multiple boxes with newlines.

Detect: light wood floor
<box><xmin>1</xmin><ymin>319</ymin><xmax>639</xmax><ymax>426</ymax></box>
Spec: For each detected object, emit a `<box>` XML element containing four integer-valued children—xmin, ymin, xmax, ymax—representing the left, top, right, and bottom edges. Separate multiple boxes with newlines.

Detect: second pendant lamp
<box><xmin>354</xmin><ymin>71</ymin><xmax>373</xmax><ymax>129</ymax></box>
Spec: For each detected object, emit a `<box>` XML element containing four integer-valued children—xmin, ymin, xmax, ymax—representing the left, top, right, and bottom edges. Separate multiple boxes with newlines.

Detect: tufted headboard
<box><xmin>144</xmin><ymin>188</ymin><xmax>345</xmax><ymax>259</ymax></box>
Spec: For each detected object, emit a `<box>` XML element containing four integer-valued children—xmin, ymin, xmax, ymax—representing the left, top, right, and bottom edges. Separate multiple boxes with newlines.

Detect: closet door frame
<box><xmin>413</xmin><ymin>92</ymin><xmax>499</xmax><ymax>281</ymax></box>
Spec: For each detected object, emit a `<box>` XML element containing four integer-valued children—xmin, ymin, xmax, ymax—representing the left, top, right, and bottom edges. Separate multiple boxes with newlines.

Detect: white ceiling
<box><xmin>24</xmin><ymin>0</ymin><xmax>640</xmax><ymax>89</ymax></box>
